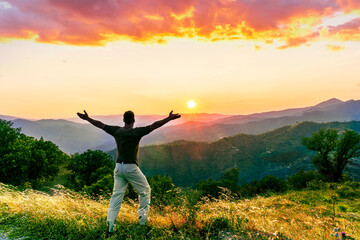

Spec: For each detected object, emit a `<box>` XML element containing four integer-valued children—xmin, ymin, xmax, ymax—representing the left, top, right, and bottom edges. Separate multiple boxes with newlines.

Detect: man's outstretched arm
<box><xmin>77</xmin><ymin>110</ymin><xmax>105</xmax><ymax>129</ymax></box>
<box><xmin>149</xmin><ymin>110</ymin><xmax>181</xmax><ymax>132</ymax></box>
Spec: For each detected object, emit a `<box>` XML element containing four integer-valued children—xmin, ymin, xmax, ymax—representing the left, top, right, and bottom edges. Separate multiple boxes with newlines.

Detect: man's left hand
<box><xmin>168</xmin><ymin>110</ymin><xmax>181</xmax><ymax>120</ymax></box>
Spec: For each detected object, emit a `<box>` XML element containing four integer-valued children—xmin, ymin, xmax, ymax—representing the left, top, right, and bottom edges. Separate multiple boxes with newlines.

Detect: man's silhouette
<box><xmin>77</xmin><ymin>110</ymin><xmax>181</xmax><ymax>233</ymax></box>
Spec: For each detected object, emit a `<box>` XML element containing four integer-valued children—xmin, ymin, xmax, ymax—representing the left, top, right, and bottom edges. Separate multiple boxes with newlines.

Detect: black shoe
<box><xmin>105</xmin><ymin>231</ymin><xmax>114</xmax><ymax>238</ymax></box>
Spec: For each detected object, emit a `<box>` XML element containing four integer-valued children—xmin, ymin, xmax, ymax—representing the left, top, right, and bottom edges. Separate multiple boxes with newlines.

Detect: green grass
<box><xmin>52</xmin><ymin>164</ymin><xmax>72</xmax><ymax>186</ymax></box>
<box><xmin>0</xmin><ymin>182</ymin><xmax>359</xmax><ymax>239</ymax></box>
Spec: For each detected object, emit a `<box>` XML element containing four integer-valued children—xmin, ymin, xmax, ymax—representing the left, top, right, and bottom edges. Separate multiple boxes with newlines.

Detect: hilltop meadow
<box><xmin>0</xmin><ymin>182</ymin><xmax>359</xmax><ymax>239</ymax></box>
<box><xmin>1</xmin><ymin>119</ymin><xmax>360</xmax><ymax>239</ymax></box>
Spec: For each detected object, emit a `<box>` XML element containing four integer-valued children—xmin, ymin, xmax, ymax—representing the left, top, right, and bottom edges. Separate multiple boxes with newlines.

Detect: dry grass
<box><xmin>199</xmin><ymin>194</ymin><xmax>359</xmax><ymax>239</ymax></box>
<box><xmin>0</xmin><ymin>183</ymin><xmax>359</xmax><ymax>239</ymax></box>
<box><xmin>0</xmin><ymin>184</ymin><xmax>108</xmax><ymax>225</ymax></box>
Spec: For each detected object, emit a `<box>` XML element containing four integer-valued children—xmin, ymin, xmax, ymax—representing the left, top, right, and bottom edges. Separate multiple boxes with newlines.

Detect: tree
<box><xmin>28</xmin><ymin>137</ymin><xmax>67</xmax><ymax>186</ymax></box>
<box><xmin>66</xmin><ymin>150</ymin><xmax>115</xmax><ymax>196</ymax></box>
<box><xmin>302</xmin><ymin>128</ymin><xmax>360</xmax><ymax>182</ymax></box>
<box><xmin>0</xmin><ymin>119</ymin><xmax>22</xmax><ymax>155</ymax></box>
<box><xmin>219</xmin><ymin>168</ymin><xmax>240</xmax><ymax>192</ymax></box>
<box><xmin>0</xmin><ymin>119</ymin><xmax>66</xmax><ymax>188</ymax></box>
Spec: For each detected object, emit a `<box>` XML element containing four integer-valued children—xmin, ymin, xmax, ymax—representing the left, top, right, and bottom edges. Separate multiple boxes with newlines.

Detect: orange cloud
<box><xmin>0</xmin><ymin>0</ymin><xmax>359</xmax><ymax>47</ymax></box>
<box><xmin>278</xmin><ymin>37</ymin><xmax>309</xmax><ymax>49</ymax></box>
<box><xmin>326</xmin><ymin>44</ymin><xmax>345</xmax><ymax>51</ymax></box>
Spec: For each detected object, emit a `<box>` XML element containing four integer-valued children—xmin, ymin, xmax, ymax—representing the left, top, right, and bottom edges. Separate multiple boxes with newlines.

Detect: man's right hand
<box><xmin>77</xmin><ymin>110</ymin><xmax>89</xmax><ymax>120</ymax></box>
<box><xmin>149</xmin><ymin>110</ymin><xmax>181</xmax><ymax>132</ymax></box>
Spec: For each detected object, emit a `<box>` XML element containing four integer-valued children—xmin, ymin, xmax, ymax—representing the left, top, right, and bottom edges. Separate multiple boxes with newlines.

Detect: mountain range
<box><xmin>7</xmin><ymin>113</ymin><xmax>229</xmax><ymax>153</ymax></box>
<box><xmin>2</xmin><ymin>98</ymin><xmax>360</xmax><ymax>154</ymax></box>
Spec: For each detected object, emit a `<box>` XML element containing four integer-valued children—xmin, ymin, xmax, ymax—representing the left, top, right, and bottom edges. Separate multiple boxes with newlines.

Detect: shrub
<box><xmin>239</xmin><ymin>175</ymin><xmax>287</xmax><ymax>197</ymax></box>
<box><xmin>196</xmin><ymin>168</ymin><xmax>239</xmax><ymax>198</ymax></box>
<box><xmin>258</xmin><ymin>175</ymin><xmax>287</xmax><ymax>193</ymax></box>
<box><xmin>202</xmin><ymin>216</ymin><xmax>231</xmax><ymax>237</ymax></box>
<box><xmin>306</xmin><ymin>179</ymin><xmax>327</xmax><ymax>190</ymax></box>
<box><xmin>83</xmin><ymin>174</ymin><xmax>113</xmax><ymax>197</ymax></box>
<box><xmin>336</xmin><ymin>181</ymin><xmax>360</xmax><ymax>199</ymax></box>
<box><xmin>196</xmin><ymin>178</ymin><xmax>222</xmax><ymax>198</ymax></box>
<box><xmin>148</xmin><ymin>175</ymin><xmax>178</xmax><ymax>207</ymax></box>
<box><xmin>122</xmin><ymin>175</ymin><xmax>179</xmax><ymax>207</ymax></box>
<box><xmin>286</xmin><ymin>169</ymin><xmax>324</xmax><ymax>190</ymax></box>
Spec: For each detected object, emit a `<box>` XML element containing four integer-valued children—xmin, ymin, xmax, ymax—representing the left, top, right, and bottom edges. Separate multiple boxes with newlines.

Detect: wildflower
<box><xmin>335</xmin><ymin>233</ymin><xmax>339</xmax><ymax>237</ymax></box>
<box><xmin>341</xmin><ymin>232</ymin><xmax>346</xmax><ymax>236</ymax></box>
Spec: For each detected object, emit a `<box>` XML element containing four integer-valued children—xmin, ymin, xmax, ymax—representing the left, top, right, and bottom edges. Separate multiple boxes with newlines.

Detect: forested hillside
<box><xmin>108</xmin><ymin>121</ymin><xmax>360</xmax><ymax>186</ymax></box>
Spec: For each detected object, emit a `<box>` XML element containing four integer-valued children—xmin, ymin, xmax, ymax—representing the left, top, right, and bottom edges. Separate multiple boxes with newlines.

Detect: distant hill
<box><xmin>0</xmin><ymin>115</ymin><xmax>20</xmax><ymax>121</ymax></box>
<box><xmin>67</xmin><ymin>113</ymin><xmax>229</xmax><ymax>126</ymax></box>
<box><xmin>2</xmin><ymin>113</ymin><xmax>229</xmax><ymax>154</ymax></box>
<box><xmin>213</xmin><ymin>98</ymin><xmax>345</xmax><ymax>125</ymax></box>
<box><xmin>3</xmin><ymin>98</ymin><xmax>360</xmax><ymax>154</ymax></box>
<box><xmin>108</xmin><ymin>121</ymin><xmax>360</xmax><ymax>186</ymax></box>
<box><xmin>10</xmin><ymin>119</ymin><xmax>113</xmax><ymax>154</ymax></box>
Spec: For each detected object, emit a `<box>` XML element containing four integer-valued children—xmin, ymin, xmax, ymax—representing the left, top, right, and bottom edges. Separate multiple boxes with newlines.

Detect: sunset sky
<box><xmin>1</xmin><ymin>0</ymin><xmax>360</xmax><ymax>119</ymax></box>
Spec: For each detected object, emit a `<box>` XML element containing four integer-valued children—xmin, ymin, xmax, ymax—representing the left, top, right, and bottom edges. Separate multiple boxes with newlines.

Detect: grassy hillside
<box><xmin>108</xmin><ymin>121</ymin><xmax>360</xmax><ymax>186</ymax></box>
<box><xmin>0</xmin><ymin>182</ymin><xmax>359</xmax><ymax>239</ymax></box>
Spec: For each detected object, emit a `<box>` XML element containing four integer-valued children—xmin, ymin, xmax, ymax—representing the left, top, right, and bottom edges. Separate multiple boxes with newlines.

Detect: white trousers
<box><xmin>107</xmin><ymin>163</ymin><xmax>151</xmax><ymax>229</ymax></box>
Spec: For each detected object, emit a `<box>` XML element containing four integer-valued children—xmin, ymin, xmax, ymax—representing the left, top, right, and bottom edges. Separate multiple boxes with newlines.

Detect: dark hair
<box><xmin>123</xmin><ymin>110</ymin><xmax>135</xmax><ymax>124</ymax></box>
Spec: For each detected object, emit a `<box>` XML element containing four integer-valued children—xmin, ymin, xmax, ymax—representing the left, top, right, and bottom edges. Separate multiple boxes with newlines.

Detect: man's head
<box><xmin>123</xmin><ymin>110</ymin><xmax>135</xmax><ymax>125</ymax></box>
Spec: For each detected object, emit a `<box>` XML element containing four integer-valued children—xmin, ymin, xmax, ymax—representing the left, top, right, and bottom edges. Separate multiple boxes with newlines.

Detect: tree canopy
<box><xmin>66</xmin><ymin>150</ymin><xmax>115</xmax><ymax>196</ymax></box>
<box><xmin>302</xmin><ymin>128</ymin><xmax>360</xmax><ymax>182</ymax></box>
<box><xmin>0</xmin><ymin>119</ymin><xmax>67</xmax><ymax>188</ymax></box>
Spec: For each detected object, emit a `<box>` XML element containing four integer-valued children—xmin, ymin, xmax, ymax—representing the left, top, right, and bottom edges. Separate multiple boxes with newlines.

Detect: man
<box><xmin>77</xmin><ymin>110</ymin><xmax>181</xmax><ymax>233</ymax></box>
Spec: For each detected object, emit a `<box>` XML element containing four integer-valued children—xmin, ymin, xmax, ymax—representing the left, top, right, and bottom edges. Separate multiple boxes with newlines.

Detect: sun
<box><xmin>187</xmin><ymin>100</ymin><xmax>197</xmax><ymax>109</ymax></box>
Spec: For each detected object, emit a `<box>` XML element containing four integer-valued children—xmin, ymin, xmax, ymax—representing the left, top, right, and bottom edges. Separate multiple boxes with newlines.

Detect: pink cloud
<box><xmin>326</xmin><ymin>17</ymin><xmax>360</xmax><ymax>42</ymax></box>
<box><xmin>329</xmin><ymin>17</ymin><xmax>360</xmax><ymax>32</ymax></box>
<box><xmin>0</xmin><ymin>0</ymin><xmax>358</xmax><ymax>46</ymax></box>
<box><xmin>337</xmin><ymin>0</ymin><xmax>360</xmax><ymax>12</ymax></box>
<box><xmin>328</xmin><ymin>17</ymin><xmax>360</xmax><ymax>37</ymax></box>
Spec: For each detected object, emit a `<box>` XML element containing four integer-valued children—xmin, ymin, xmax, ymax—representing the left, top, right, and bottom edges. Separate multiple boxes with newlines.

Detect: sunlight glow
<box><xmin>187</xmin><ymin>100</ymin><xmax>197</xmax><ymax>109</ymax></box>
